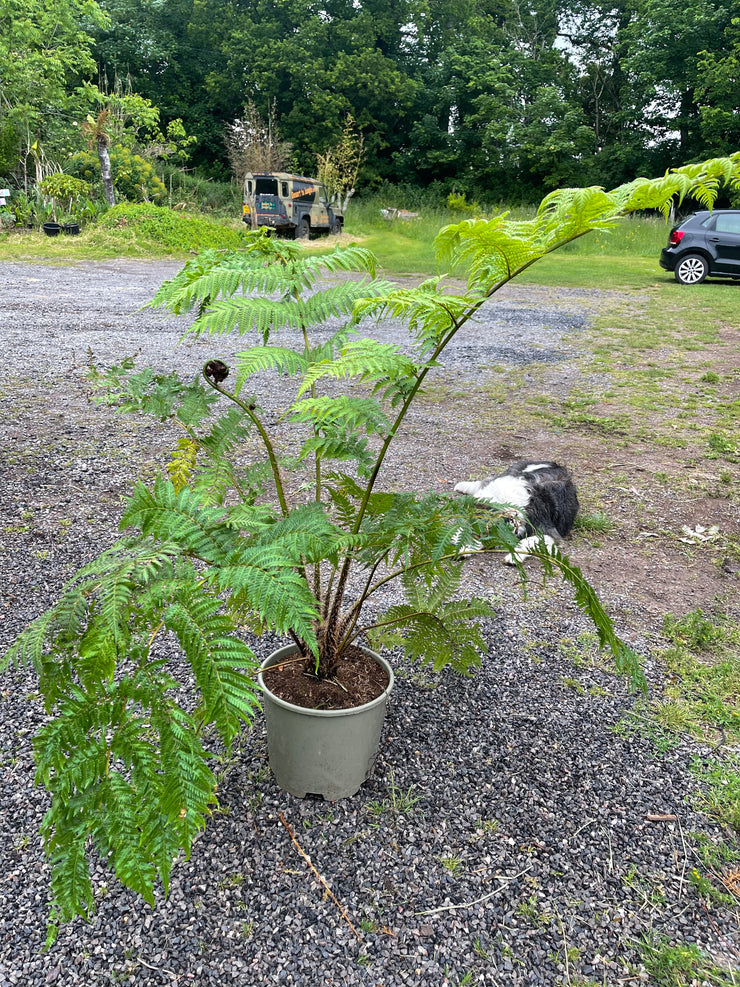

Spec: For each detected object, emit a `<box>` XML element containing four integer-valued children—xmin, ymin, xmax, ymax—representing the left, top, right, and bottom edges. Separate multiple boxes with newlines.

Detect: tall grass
<box><xmin>343</xmin><ymin>195</ymin><xmax>671</xmax><ymax>280</ymax></box>
<box><xmin>155</xmin><ymin>166</ymin><xmax>242</xmax><ymax>216</ymax></box>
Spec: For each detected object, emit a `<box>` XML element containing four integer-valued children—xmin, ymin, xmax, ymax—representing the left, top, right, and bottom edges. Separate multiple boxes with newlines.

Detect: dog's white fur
<box><xmin>454</xmin><ymin>460</ymin><xmax>578</xmax><ymax>564</ymax></box>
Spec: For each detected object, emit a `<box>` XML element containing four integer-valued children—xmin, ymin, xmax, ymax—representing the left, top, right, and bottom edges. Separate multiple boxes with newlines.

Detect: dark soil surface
<box><xmin>262</xmin><ymin>648</ymin><xmax>389</xmax><ymax>710</ymax></box>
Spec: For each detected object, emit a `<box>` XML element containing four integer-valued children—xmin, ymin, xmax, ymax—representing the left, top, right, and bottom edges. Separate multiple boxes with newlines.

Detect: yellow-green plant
<box><xmin>4</xmin><ymin>153</ymin><xmax>739</xmax><ymax>942</ymax></box>
<box><xmin>38</xmin><ymin>173</ymin><xmax>91</xmax><ymax>222</ymax></box>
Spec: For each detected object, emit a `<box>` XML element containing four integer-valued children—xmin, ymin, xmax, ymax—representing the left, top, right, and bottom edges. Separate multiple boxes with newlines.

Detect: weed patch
<box><xmin>636</xmin><ymin>931</ymin><xmax>735</xmax><ymax>985</ymax></box>
<box><xmin>693</xmin><ymin>754</ymin><xmax>740</xmax><ymax>834</ymax></box>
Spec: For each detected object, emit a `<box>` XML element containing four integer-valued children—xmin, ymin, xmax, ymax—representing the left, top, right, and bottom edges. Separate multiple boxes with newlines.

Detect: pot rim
<box><xmin>258</xmin><ymin>644</ymin><xmax>394</xmax><ymax>718</ymax></box>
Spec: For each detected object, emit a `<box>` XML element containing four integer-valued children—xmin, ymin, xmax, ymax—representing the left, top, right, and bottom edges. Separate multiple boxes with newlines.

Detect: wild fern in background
<box><xmin>3</xmin><ymin>154</ymin><xmax>739</xmax><ymax>936</ymax></box>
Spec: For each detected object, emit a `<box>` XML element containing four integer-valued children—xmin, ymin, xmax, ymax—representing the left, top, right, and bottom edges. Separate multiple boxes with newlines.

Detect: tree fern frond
<box><xmin>89</xmin><ymin>362</ymin><xmax>216</xmax><ymax>426</ymax></box>
<box><xmin>251</xmin><ymin>502</ymin><xmax>354</xmax><ymax>564</ymax></box>
<box><xmin>435</xmin><ymin>215</ymin><xmax>542</xmax><ymax>292</ymax></box>
<box><xmin>151</xmin><ymin>239</ymin><xmax>379</xmax><ymax>322</ymax></box>
<box><xmin>103</xmin><ymin>773</ymin><xmax>158</xmax><ymax>906</ymax></box>
<box><xmin>185</xmin><ymin>295</ymin><xmax>307</xmax><ymax>340</ymax></box>
<box><xmin>297</xmin><ymin>339</ymin><xmax>419</xmax><ymax>400</ymax></box>
<box><xmin>120</xmin><ymin>476</ymin><xmax>238</xmax><ymax>563</ymax></box>
<box><xmin>289</xmin><ymin>395</ymin><xmax>390</xmax><ymax>436</ymax></box>
<box><xmin>298</xmin><ymin>434</ymin><xmax>375</xmax><ymax>474</ymax></box>
<box><xmin>234</xmin><ymin>345</ymin><xmax>309</xmax><ymax>387</ymax></box>
<box><xmin>522</xmin><ymin>541</ymin><xmax>646</xmax><ymax>691</ymax></box>
<box><xmin>198</xmin><ymin>406</ymin><xmax>253</xmax><ymax>458</ymax></box>
<box><xmin>210</xmin><ymin>279</ymin><xmax>385</xmax><ymax>341</ymax></box>
<box><xmin>616</xmin><ymin>154</ymin><xmax>740</xmax><ymax>214</ymax></box>
<box><xmin>149</xmin><ymin>232</ymin><xmax>302</xmax><ymax>315</ymax></box>
<box><xmin>222</xmin><ymin>564</ymin><xmax>320</xmax><ymax>653</ymax></box>
<box><xmin>33</xmin><ymin>688</ymin><xmax>110</xmax><ymax>795</ymax></box>
<box><xmin>6</xmin><ymin>539</ymin><xmax>183</xmax><ymax>677</ymax></box>
<box><xmin>163</xmin><ymin>588</ymin><xmax>260</xmax><ymax>745</ymax></box>
<box><xmin>354</xmin><ymin>280</ymin><xmax>474</xmax><ymax>357</ymax></box>
<box><xmin>323</xmin><ymin>472</ymin><xmax>365</xmax><ymax>524</ymax></box>
<box><xmin>302</xmin><ymin>243</ymin><xmax>379</xmax><ymax>278</ymax></box>
<box><xmin>2</xmin><ymin>606</ymin><xmax>71</xmax><ymax>673</ymax></box>
<box><xmin>45</xmin><ymin>830</ymin><xmax>95</xmax><ymax>933</ymax></box>
<box><xmin>190</xmin><ymin>461</ymin><xmax>239</xmax><ymax>506</ymax></box>
<box><xmin>151</xmin><ymin>704</ymin><xmax>215</xmax><ymax>852</ymax></box>
<box><xmin>139</xmin><ymin>807</ymin><xmax>180</xmax><ymax>898</ymax></box>
<box><xmin>366</xmin><ymin>596</ymin><xmax>495</xmax><ymax>674</ymax></box>
<box><xmin>148</xmin><ymin>248</ymin><xmax>248</xmax><ymax>314</ymax></box>
<box><xmin>296</xmin><ymin>279</ymin><xmax>393</xmax><ymax>327</ymax></box>
<box><xmin>75</xmin><ymin>619</ymin><xmax>121</xmax><ymax>688</ymax></box>
<box><xmin>436</xmin><ymin>154</ymin><xmax>740</xmax><ymax>295</ymax></box>
<box><xmin>168</xmin><ymin>437</ymin><xmax>199</xmax><ymax>493</ymax></box>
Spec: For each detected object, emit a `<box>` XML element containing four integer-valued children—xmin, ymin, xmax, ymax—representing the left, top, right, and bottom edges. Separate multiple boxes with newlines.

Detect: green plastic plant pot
<box><xmin>259</xmin><ymin>645</ymin><xmax>394</xmax><ymax>800</ymax></box>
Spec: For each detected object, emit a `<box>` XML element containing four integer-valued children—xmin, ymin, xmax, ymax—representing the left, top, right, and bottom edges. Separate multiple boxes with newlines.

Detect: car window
<box><xmin>281</xmin><ymin>182</ymin><xmax>289</xmax><ymax>197</ymax></box>
<box><xmin>715</xmin><ymin>214</ymin><xmax>740</xmax><ymax>235</ymax></box>
<box><xmin>293</xmin><ymin>182</ymin><xmax>317</xmax><ymax>204</ymax></box>
<box><xmin>255</xmin><ymin>178</ymin><xmax>278</xmax><ymax>195</ymax></box>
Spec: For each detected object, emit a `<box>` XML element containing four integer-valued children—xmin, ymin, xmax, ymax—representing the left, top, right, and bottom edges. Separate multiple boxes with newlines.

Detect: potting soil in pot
<box><xmin>261</xmin><ymin>645</ymin><xmax>388</xmax><ymax>710</ymax></box>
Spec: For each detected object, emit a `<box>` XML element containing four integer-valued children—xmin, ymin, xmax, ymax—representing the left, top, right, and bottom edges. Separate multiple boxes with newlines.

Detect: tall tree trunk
<box><xmin>248</xmin><ymin>192</ymin><xmax>258</xmax><ymax>230</ymax></box>
<box><xmin>97</xmin><ymin>138</ymin><xmax>115</xmax><ymax>206</ymax></box>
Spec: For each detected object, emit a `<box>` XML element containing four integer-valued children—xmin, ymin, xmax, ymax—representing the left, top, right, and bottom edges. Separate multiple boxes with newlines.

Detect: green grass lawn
<box><xmin>0</xmin><ymin>200</ymin><xmax>675</xmax><ymax>290</ymax></box>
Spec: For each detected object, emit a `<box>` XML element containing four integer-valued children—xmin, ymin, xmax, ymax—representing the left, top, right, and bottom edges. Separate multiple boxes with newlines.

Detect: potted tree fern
<box><xmin>5</xmin><ymin>154</ymin><xmax>739</xmax><ymax>937</ymax></box>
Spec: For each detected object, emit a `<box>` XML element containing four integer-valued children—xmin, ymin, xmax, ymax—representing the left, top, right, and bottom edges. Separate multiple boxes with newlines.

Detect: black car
<box><xmin>659</xmin><ymin>209</ymin><xmax>740</xmax><ymax>284</ymax></box>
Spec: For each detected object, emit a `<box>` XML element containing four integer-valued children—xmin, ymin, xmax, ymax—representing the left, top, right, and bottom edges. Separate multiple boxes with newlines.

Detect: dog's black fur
<box><xmin>502</xmin><ymin>460</ymin><xmax>579</xmax><ymax>541</ymax></box>
<box><xmin>454</xmin><ymin>460</ymin><xmax>579</xmax><ymax>561</ymax></box>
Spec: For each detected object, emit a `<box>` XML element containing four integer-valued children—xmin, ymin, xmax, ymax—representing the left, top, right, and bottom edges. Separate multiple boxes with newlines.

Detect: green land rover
<box><xmin>242</xmin><ymin>172</ymin><xmax>343</xmax><ymax>238</ymax></box>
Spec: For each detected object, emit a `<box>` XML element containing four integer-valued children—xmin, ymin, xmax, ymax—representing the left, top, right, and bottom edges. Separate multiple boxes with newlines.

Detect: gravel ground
<box><xmin>0</xmin><ymin>260</ymin><xmax>737</xmax><ymax>985</ymax></box>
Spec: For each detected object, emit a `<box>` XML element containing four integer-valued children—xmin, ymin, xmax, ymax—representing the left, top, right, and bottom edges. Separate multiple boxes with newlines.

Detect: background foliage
<box><xmin>1</xmin><ymin>0</ymin><xmax>739</xmax><ymax>204</ymax></box>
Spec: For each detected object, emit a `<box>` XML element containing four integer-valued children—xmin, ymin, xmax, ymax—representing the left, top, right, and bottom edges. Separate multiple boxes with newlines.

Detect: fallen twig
<box><xmin>136</xmin><ymin>956</ymin><xmax>180</xmax><ymax>980</ymax></box>
<box><xmin>252</xmin><ymin>655</ymin><xmax>308</xmax><ymax>678</ymax></box>
<box><xmin>413</xmin><ymin>863</ymin><xmax>533</xmax><ymax>916</ymax></box>
<box><xmin>676</xmin><ymin>816</ymin><xmax>688</xmax><ymax>900</ymax></box>
<box><xmin>279</xmin><ymin>813</ymin><xmax>362</xmax><ymax>942</ymax></box>
<box><xmin>700</xmin><ymin>899</ymin><xmax>740</xmax><ymax>961</ymax></box>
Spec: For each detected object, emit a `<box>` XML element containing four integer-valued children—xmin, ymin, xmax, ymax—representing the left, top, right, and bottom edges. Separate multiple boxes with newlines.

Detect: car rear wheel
<box><xmin>295</xmin><ymin>216</ymin><xmax>310</xmax><ymax>240</ymax></box>
<box><xmin>674</xmin><ymin>253</ymin><xmax>709</xmax><ymax>285</ymax></box>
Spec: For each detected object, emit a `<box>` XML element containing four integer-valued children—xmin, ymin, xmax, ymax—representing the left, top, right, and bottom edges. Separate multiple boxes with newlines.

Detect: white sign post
<box><xmin>0</xmin><ymin>189</ymin><xmax>8</xmax><ymax>207</ymax></box>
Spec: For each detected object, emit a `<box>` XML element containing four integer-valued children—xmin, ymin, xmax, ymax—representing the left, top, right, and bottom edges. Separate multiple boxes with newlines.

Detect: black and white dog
<box><xmin>454</xmin><ymin>460</ymin><xmax>579</xmax><ymax>564</ymax></box>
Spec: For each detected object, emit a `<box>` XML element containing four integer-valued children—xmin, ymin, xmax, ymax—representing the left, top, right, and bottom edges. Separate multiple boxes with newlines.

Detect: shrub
<box><xmin>97</xmin><ymin>203</ymin><xmax>250</xmax><ymax>251</ymax></box>
<box><xmin>68</xmin><ymin>149</ymin><xmax>167</xmax><ymax>203</ymax></box>
<box><xmin>38</xmin><ymin>174</ymin><xmax>91</xmax><ymax>201</ymax></box>
<box><xmin>446</xmin><ymin>192</ymin><xmax>479</xmax><ymax>214</ymax></box>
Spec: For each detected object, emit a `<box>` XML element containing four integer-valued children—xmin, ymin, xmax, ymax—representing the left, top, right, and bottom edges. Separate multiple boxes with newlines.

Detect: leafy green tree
<box><xmin>620</xmin><ymin>0</ymin><xmax>733</xmax><ymax>161</ymax></box>
<box><xmin>68</xmin><ymin>147</ymin><xmax>167</xmax><ymax>202</ymax></box>
<box><xmin>695</xmin><ymin>17</ymin><xmax>740</xmax><ymax>157</ymax></box>
<box><xmin>0</xmin><ymin>0</ymin><xmax>109</xmax><ymax>181</ymax></box>
<box><xmin>93</xmin><ymin>0</ymin><xmax>419</xmax><ymax>181</ymax></box>
<box><xmin>316</xmin><ymin>115</ymin><xmax>365</xmax><ymax>211</ymax></box>
<box><xmin>398</xmin><ymin>0</ymin><xmax>593</xmax><ymax>197</ymax></box>
<box><xmin>86</xmin><ymin>0</ymin><xmax>740</xmax><ymax>196</ymax></box>
<box><xmin>557</xmin><ymin>0</ymin><xmax>650</xmax><ymax>189</ymax></box>
<box><xmin>92</xmin><ymin>0</ymin><xmax>201</xmax><ymax>126</ymax></box>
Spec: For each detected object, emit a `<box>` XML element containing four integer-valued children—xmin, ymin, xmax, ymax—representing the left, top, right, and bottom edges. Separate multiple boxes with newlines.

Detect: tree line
<box><xmin>1</xmin><ymin>0</ymin><xmax>738</xmax><ymax>202</ymax></box>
